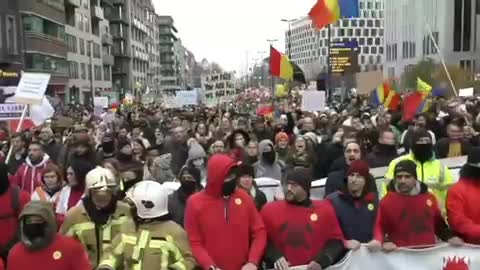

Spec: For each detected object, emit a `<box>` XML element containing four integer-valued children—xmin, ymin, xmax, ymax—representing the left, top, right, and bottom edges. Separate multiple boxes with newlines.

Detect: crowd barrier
<box><xmin>286</xmin><ymin>244</ymin><xmax>479</xmax><ymax>270</ymax></box>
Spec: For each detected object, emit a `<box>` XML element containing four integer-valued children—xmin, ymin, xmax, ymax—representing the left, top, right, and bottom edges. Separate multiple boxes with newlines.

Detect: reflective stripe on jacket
<box><xmin>60</xmin><ymin>201</ymin><xmax>135</xmax><ymax>269</ymax></box>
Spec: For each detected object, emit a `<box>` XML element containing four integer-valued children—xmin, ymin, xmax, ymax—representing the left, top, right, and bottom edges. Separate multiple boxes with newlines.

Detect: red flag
<box><xmin>269</xmin><ymin>46</ymin><xmax>282</xmax><ymax>77</ymax></box>
<box><xmin>309</xmin><ymin>0</ymin><xmax>340</xmax><ymax>29</ymax></box>
<box><xmin>402</xmin><ymin>92</ymin><xmax>425</xmax><ymax>121</ymax></box>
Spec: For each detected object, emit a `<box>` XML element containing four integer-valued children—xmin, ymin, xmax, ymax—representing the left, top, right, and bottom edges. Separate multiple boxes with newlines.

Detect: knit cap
<box><xmin>394</xmin><ymin>160</ymin><xmax>417</xmax><ymax>179</ymax></box>
<box><xmin>284</xmin><ymin>168</ymin><xmax>313</xmax><ymax>193</ymax></box>
<box><xmin>275</xmin><ymin>132</ymin><xmax>289</xmax><ymax>143</ymax></box>
<box><xmin>347</xmin><ymin>160</ymin><xmax>370</xmax><ymax>179</ymax></box>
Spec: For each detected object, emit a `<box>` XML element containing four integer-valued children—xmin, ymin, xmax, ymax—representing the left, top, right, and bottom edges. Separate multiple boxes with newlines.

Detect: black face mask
<box><xmin>222</xmin><ymin>180</ymin><xmax>237</xmax><ymax>197</ymax></box>
<box><xmin>117</xmin><ymin>152</ymin><xmax>133</xmax><ymax>161</ymax></box>
<box><xmin>102</xmin><ymin>141</ymin><xmax>115</xmax><ymax>154</ymax></box>
<box><xmin>23</xmin><ymin>223</ymin><xmax>46</xmax><ymax>240</ymax></box>
<box><xmin>262</xmin><ymin>151</ymin><xmax>276</xmax><ymax>164</ymax></box>
<box><xmin>412</xmin><ymin>143</ymin><xmax>433</xmax><ymax>163</ymax></box>
<box><xmin>378</xmin><ymin>143</ymin><xmax>397</xmax><ymax>154</ymax></box>
<box><xmin>181</xmin><ymin>181</ymin><xmax>197</xmax><ymax>195</ymax></box>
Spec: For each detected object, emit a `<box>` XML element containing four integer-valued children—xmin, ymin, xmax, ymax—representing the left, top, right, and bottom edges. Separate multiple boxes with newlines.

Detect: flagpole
<box><xmin>5</xmin><ymin>105</ymin><xmax>29</xmax><ymax>164</ymax></box>
<box><xmin>425</xmin><ymin>21</ymin><xmax>458</xmax><ymax>97</ymax></box>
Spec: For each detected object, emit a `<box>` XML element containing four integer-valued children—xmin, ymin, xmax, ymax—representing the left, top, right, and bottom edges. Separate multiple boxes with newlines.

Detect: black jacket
<box><xmin>325</xmin><ymin>168</ymin><xmax>377</xmax><ymax>198</ymax></box>
<box><xmin>366</xmin><ymin>145</ymin><xmax>398</xmax><ymax>168</ymax></box>
<box><xmin>435</xmin><ymin>138</ymin><xmax>472</xmax><ymax>159</ymax></box>
<box><xmin>42</xmin><ymin>140</ymin><xmax>63</xmax><ymax>164</ymax></box>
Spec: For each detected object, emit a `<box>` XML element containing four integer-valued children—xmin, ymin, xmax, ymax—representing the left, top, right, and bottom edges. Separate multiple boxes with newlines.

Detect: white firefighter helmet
<box><xmin>85</xmin><ymin>166</ymin><xmax>116</xmax><ymax>191</ymax></box>
<box><xmin>125</xmin><ymin>180</ymin><xmax>169</xmax><ymax>219</ymax></box>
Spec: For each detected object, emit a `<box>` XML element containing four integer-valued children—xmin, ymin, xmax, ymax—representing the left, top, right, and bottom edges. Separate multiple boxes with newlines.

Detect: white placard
<box><xmin>14</xmin><ymin>73</ymin><xmax>51</xmax><ymax>105</ymax></box>
<box><xmin>176</xmin><ymin>90</ymin><xmax>198</xmax><ymax>105</ymax></box>
<box><xmin>94</xmin><ymin>97</ymin><xmax>109</xmax><ymax>108</ymax></box>
<box><xmin>0</xmin><ymin>104</ymin><xmax>30</xmax><ymax>120</ymax></box>
<box><xmin>302</xmin><ymin>91</ymin><xmax>325</xmax><ymax>112</ymax></box>
<box><xmin>459</xmin><ymin>87</ymin><xmax>474</xmax><ymax>97</ymax></box>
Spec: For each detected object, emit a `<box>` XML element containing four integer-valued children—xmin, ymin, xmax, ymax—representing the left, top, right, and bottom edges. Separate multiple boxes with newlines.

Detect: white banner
<box><xmin>290</xmin><ymin>244</ymin><xmax>479</xmax><ymax>270</ymax></box>
<box><xmin>0</xmin><ymin>104</ymin><xmax>29</xmax><ymax>120</ymax></box>
<box><xmin>14</xmin><ymin>72</ymin><xmax>50</xmax><ymax>105</ymax></box>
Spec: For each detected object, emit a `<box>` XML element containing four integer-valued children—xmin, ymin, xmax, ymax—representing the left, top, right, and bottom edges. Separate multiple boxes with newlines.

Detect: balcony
<box><xmin>102</xmin><ymin>33</ymin><xmax>113</xmax><ymax>45</ymax></box>
<box><xmin>109</xmin><ymin>13</ymin><xmax>129</xmax><ymax>24</ymax></box>
<box><xmin>103</xmin><ymin>54</ymin><xmax>114</xmax><ymax>65</ymax></box>
<box><xmin>101</xmin><ymin>0</ymin><xmax>113</xmax><ymax>6</ymax></box>
<box><xmin>113</xmin><ymin>0</ymin><xmax>125</xmax><ymax>5</ymax></box>
<box><xmin>65</xmin><ymin>0</ymin><xmax>80</xmax><ymax>7</ymax></box>
<box><xmin>91</xmin><ymin>6</ymin><xmax>104</xmax><ymax>20</ymax></box>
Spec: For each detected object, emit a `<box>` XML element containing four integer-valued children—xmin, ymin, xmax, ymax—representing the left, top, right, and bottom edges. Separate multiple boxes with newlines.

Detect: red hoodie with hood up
<box><xmin>185</xmin><ymin>154</ymin><xmax>266</xmax><ymax>270</ymax></box>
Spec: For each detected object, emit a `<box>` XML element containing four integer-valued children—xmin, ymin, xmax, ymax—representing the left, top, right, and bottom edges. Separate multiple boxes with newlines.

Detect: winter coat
<box><xmin>328</xmin><ymin>192</ymin><xmax>378</xmax><ymax>243</ymax></box>
<box><xmin>261</xmin><ymin>200</ymin><xmax>344</xmax><ymax>268</ymax></box>
<box><xmin>253</xmin><ymin>140</ymin><xmax>284</xmax><ymax>181</ymax></box>
<box><xmin>42</xmin><ymin>140</ymin><xmax>63</xmax><ymax>164</ymax></box>
<box><xmin>435</xmin><ymin>138</ymin><xmax>472</xmax><ymax>159</ymax></box>
<box><xmin>325</xmin><ymin>168</ymin><xmax>377</xmax><ymax>198</ymax></box>
<box><xmin>9</xmin><ymin>155</ymin><xmax>50</xmax><ymax>195</ymax></box>
<box><xmin>59</xmin><ymin>201</ymin><xmax>136</xmax><ymax>269</ymax></box>
<box><xmin>99</xmin><ymin>220</ymin><xmax>196</xmax><ymax>270</ymax></box>
<box><xmin>6</xmin><ymin>151</ymin><xmax>26</xmax><ymax>175</ymax></box>
<box><xmin>165</xmin><ymin>141</ymin><xmax>189</xmax><ymax>175</ymax></box>
<box><xmin>184</xmin><ymin>154</ymin><xmax>267</xmax><ymax>270</ymax></box>
<box><xmin>366</xmin><ymin>145</ymin><xmax>399</xmax><ymax>168</ymax></box>
<box><xmin>168</xmin><ymin>186</ymin><xmax>203</xmax><ymax>227</ymax></box>
<box><xmin>446</xmin><ymin>165</ymin><xmax>480</xmax><ymax>244</ymax></box>
<box><xmin>7</xmin><ymin>201</ymin><xmax>90</xmax><ymax>270</ymax></box>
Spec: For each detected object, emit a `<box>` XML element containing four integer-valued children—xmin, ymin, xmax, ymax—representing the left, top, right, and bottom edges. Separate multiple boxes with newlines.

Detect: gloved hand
<box><xmin>274</xmin><ymin>257</ymin><xmax>289</xmax><ymax>270</ymax></box>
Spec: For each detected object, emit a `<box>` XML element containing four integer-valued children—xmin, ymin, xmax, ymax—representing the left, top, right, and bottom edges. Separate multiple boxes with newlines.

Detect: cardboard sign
<box><xmin>14</xmin><ymin>73</ymin><xmax>50</xmax><ymax>105</ymax></box>
<box><xmin>302</xmin><ymin>91</ymin><xmax>326</xmax><ymax>112</ymax></box>
<box><xmin>459</xmin><ymin>87</ymin><xmax>474</xmax><ymax>97</ymax></box>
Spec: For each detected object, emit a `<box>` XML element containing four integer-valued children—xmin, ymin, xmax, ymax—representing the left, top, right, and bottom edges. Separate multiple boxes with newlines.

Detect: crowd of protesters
<box><xmin>0</xmin><ymin>93</ymin><xmax>479</xmax><ymax>270</ymax></box>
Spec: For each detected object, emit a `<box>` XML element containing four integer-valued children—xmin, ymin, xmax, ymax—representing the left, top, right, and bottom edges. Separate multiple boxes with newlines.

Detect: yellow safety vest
<box><xmin>101</xmin><ymin>230</ymin><xmax>186</xmax><ymax>270</ymax></box>
<box><xmin>382</xmin><ymin>153</ymin><xmax>454</xmax><ymax>210</ymax></box>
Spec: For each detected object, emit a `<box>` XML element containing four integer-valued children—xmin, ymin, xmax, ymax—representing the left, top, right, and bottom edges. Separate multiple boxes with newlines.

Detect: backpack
<box><xmin>0</xmin><ymin>186</ymin><xmax>21</xmax><ymax>261</ymax></box>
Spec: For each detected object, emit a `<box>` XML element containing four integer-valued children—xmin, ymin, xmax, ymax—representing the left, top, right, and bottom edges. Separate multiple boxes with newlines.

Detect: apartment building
<box><xmin>0</xmin><ymin>0</ymin><xmax>23</xmax><ymax>88</ymax></box>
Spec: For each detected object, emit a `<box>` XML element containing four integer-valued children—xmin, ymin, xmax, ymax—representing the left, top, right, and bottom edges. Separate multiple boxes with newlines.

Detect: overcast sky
<box><xmin>153</xmin><ymin>0</ymin><xmax>317</xmax><ymax>75</ymax></box>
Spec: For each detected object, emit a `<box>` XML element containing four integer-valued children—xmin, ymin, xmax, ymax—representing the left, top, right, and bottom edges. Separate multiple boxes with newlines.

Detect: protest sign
<box><xmin>459</xmin><ymin>87</ymin><xmax>474</xmax><ymax>97</ymax></box>
<box><xmin>0</xmin><ymin>104</ymin><xmax>29</xmax><ymax>120</ymax></box>
<box><xmin>301</xmin><ymin>91</ymin><xmax>325</xmax><ymax>112</ymax></box>
<box><xmin>14</xmin><ymin>73</ymin><xmax>50</xmax><ymax>105</ymax></box>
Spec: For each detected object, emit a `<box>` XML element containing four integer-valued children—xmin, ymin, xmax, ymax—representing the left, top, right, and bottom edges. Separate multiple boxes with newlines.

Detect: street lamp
<box><xmin>266</xmin><ymin>39</ymin><xmax>278</xmax><ymax>46</ymax></box>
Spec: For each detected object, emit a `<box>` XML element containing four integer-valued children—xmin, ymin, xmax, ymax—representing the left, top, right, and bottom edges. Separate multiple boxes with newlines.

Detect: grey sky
<box><xmin>153</xmin><ymin>0</ymin><xmax>316</xmax><ymax>74</ymax></box>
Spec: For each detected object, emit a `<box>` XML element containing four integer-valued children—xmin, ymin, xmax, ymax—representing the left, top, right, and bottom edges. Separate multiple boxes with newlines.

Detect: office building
<box><xmin>285</xmin><ymin>0</ymin><xmax>384</xmax><ymax>80</ymax></box>
<box><xmin>64</xmin><ymin>0</ymin><xmax>114</xmax><ymax>105</ymax></box>
<box><xmin>18</xmin><ymin>0</ymin><xmax>69</xmax><ymax>98</ymax></box>
<box><xmin>384</xmin><ymin>0</ymin><xmax>480</xmax><ymax>79</ymax></box>
<box><xmin>0</xmin><ymin>0</ymin><xmax>23</xmax><ymax>88</ymax></box>
<box><xmin>158</xmin><ymin>15</ymin><xmax>180</xmax><ymax>95</ymax></box>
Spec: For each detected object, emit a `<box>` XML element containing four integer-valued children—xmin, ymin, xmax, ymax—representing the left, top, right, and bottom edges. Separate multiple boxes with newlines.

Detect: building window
<box><xmin>68</xmin><ymin>61</ymin><xmax>79</xmax><ymax>79</ymax></box>
<box><xmin>79</xmin><ymin>38</ymin><xmax>85</xmax><ymax>55</ymax></box>
<box><xmin>83</xmin><ymin>15</ymin><xmax>90</xmax><ymax>33</ymax></box>
<box><xmin>93</xmin><ymin>43</ymin><xmax>101</xmax><ymax>58</ymax></box>
<box><xmin>94</xmin><ymin>65</ymin><xmax>102</xmax><ymax>81</ymax></box>
<box><xmin>80</xmin><ymin>63</ymin><xmax>86</xmax><ymax>79</ymax></box>
<box><xmin>103</xmin><ymin>65</ymin><xmax>111</xmax><ymax>81</ymax></box>
<box><xmin>76</xmin><ymin>13</ymin><xmax>83</xmax><ymax>31</ymax></box>
<box><xmin>23</xmin><ymin>14</ymin><xmax>65</xmax><ymax>41</ymax></box>
<box><xmin>87</xmin><ymin>42</ymin><xmax>91</xmax><ymax>56</ymax></box>
<box><xmin>66</xmin><ymin>34</ymin><xmax>77</xmax><ymax>53</ymax></box>
<box><xmin>25</xmin><ymin>53</ymin><xmax>68</xmax><ymax>74</ymax></box>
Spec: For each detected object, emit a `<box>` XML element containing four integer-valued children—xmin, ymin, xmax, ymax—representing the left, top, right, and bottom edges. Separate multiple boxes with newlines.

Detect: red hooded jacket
<box><xmin>447</xmin><ymin>175</ymin><xmax>480</xmax><ymax>244</ymax></box>
<box><xmin>9</xmin><ymin>155</ymin><xmax>50</xmax><ymax>195</ymax></box>
<box><xmin>185</xmin><ymin>154</ymin><xmax>267</xmax><ymax>270</ymax></box>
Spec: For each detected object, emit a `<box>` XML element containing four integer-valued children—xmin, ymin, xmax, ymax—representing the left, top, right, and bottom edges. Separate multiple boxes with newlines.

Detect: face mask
<box><xmin>23</xmin><ymin>223</ymin><xmax>46</xmax><ymax>240</ymax></box>
<box><xmin>412</xmin><ymin>143</ymin><xmax>433</xmax><ymax>163</ymax></box>
<box><xmin>222</xmin><ymin>179</ymin><xmax>237</xmax><ymax>197</ymax></box>
<box><xmin>102</xmin><ymin>141</ymin><xmax>115</xmax><ymax>153</ymax></box>
<box><xmin>181</xmin><ymin>181</ymin><xmax>197</xmax><ymax>195</ymax></box>
<box><xmin>262</xmin><ymin>151</ymin><xmax>276</xmax><ymax>164</ymax></box>
<box><xmin>378</xmin><ymin>143</ymin><xmax>396</xmax><ymax>153</ymax></box>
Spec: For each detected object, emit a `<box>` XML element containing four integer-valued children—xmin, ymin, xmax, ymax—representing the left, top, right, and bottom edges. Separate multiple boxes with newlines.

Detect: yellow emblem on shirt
<box><xmin>310</xmin><ymin>213</ymin><xmax>318</xmax><ymax>222</ymax></box>
<box><xmin>53</xmin><ymin>251</ymin><xmax>62</xmax><ymax>260</ymax></box>
<box><xmin>235</xmin><ymin>198</ymin><xmax>242</xmax><ymax>205</ymax></box>
<box><xmin>367</xmin><ymin>203</ymin><xmax>375</xmax><ymax>211</ymax></box>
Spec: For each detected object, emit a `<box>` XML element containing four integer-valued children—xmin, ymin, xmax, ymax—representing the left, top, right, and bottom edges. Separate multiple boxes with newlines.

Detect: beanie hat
<box><xmin>394</xmin><ymin>160</ymin><xmax>417</xmax><ymax>178</ymax></box>
<box><xmin>284</xmin><ymin>168</ymin><xmax>313</xmax><ymax>193</ymax></box>
<box><xmin>178</xmin><ymin>165</ymin><xmax>201</xmax><ymax>184</ymax></box>
<box><xmin>303</xmin><ymin>132</ymin><xmax>318</xmax><ymax>145</ymax></box>
<box><xmin>70</xmin><ymin>159</ymin><xmax>96</xmax><ymax>186</ymax></box>
<box><xmin>275</xmin><ymin>132</ymin><xmax>289</xmax><ymax>143</ymax></box>
<box><xmin>467</xmin><ymin>147</ymin><xmax>480</xmax><ymax>164</ymax></box>
<box><xmin>187</xmin><ymin>142</ymin><xmax>207</xmax><ymax>161</ymax></box>
<box><xmin>412</xmin><ymin>128</ymin><xmax>431</xmax><ymax>144</ymax></box>
<box><xmin>347</xmin><ymin>160</ymin><xmax>370</xmax><ymax>179</ymax></box>
<box><xmin>237</xmin><ymin>164</ymin><xmax>255</xmax><ymax>178</ymax></box>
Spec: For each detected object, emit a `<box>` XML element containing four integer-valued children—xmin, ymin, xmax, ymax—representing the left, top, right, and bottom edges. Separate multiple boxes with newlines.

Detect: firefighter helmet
<box><xmin>125</xmin><ymin>180</ymin><xmax>169</xmax><ymax>219</ymax></box>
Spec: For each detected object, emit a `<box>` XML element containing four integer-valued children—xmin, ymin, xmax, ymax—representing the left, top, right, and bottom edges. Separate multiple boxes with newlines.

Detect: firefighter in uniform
<box><xmin>60</xmin><ymin>167</ymin><xmax>136</xmax><ymax>269</ymax></box>
<box><xmin>382</xmin><ymin>128</ymin><xmax>454</xmax><ymax>210</ymax></box>
<box><xmin>98</xmin><ymin>180</ymin><xmax>196</xmax><ymax>270</ymax></box>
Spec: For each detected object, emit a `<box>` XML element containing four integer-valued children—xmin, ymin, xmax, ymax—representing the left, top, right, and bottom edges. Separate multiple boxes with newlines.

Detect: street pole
<box><xmin>326</xmin><ymin>24</ymin><xmax>332</xmax><ymax>102</ymax></box>
<box><xmin>88</xmin><ymin>40</ymin><xmax>95</xmax><ymax>107</ymax></box>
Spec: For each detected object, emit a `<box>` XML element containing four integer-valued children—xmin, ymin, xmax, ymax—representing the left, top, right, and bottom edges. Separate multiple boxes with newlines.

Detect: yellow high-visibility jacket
<box><xmin>382</xmin><ymin>153</ymin><xmax>454</xmax><ymax>210</ymax></box>
<box><xmin>60</xmin><ymin>201</ymin><xmax>136</xmax><ymax>269</ymax></box>
<box><xmin>99</xmin><ymin>220</ymin><xmax>196</xmax><ymax>270</ymax></box>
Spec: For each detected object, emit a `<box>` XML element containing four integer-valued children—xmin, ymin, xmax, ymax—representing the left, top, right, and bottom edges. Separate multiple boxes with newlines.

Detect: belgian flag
<box><xmin>270</xmin><ymin>46</ymin><xmax>306</xmax><ymax>83</ymax></box>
